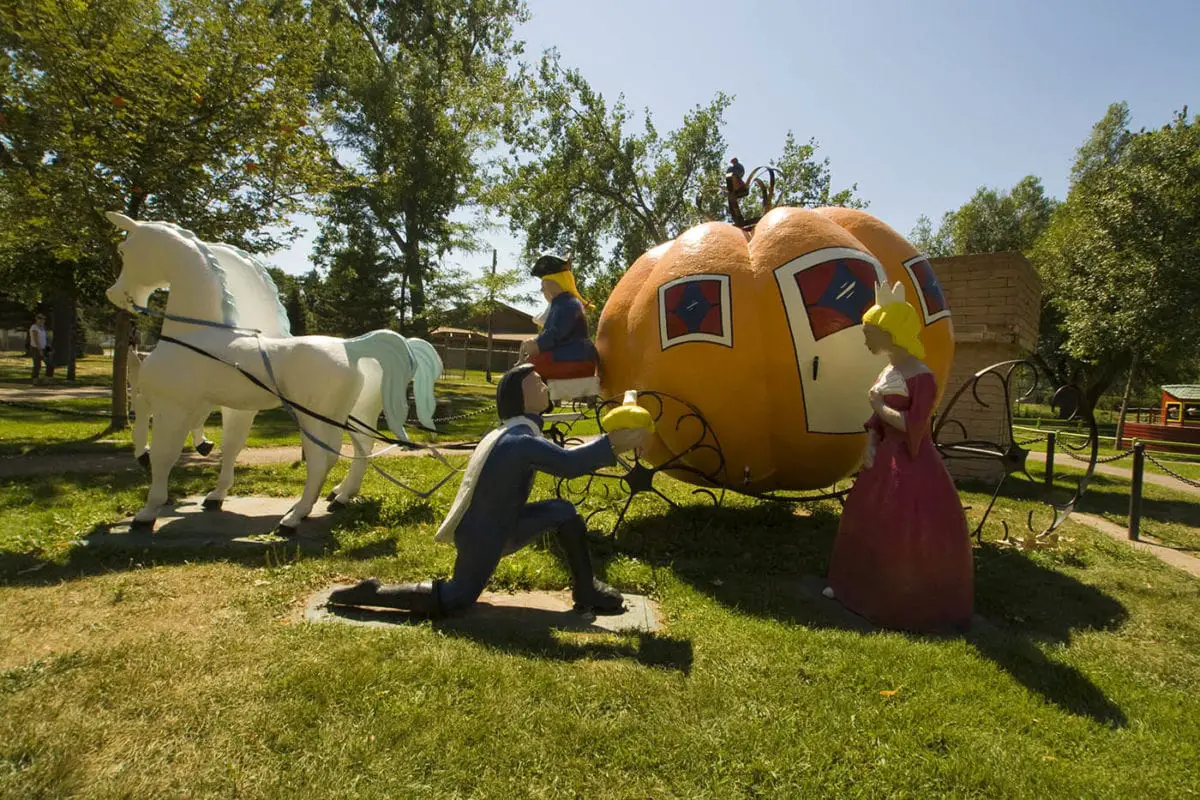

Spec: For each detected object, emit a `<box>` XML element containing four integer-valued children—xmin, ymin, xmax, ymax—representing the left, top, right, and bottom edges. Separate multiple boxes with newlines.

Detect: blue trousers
<box><xmin>438</xmin><ymin>499</ymin><xmax>579</xmax><ymax>612</ymax></box>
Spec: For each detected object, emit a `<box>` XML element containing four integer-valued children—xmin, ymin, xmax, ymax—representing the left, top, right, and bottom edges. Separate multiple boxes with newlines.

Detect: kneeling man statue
<box><xmin>328</xmin><ymin>363</ymin><xmax>648</xmax><ymax>617</ymax></box>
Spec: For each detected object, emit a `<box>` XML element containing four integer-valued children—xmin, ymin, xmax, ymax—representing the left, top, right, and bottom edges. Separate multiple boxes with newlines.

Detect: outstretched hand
<box><xmin>608</xmin><ymin>427</ymin><xmax>649</xmax><ymax>455</ymax></box>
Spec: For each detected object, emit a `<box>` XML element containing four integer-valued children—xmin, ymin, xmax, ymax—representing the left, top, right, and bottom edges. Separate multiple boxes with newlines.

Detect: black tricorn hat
<box><xmin>531</xmin><ymin>253</ymin><xmax>571</xmax><ymax>278</ymax></box>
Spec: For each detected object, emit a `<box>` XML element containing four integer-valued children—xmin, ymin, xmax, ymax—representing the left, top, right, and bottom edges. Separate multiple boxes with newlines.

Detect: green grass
<box><xmin>1031</xmin><ymin>456</ymin><xmax>1200</xmax><ymax>554</ymax></box>
<box><xmin>1</xmin><ymin>453</ymin><xmax>1199</xmax><ymax>796</ymax></box>
<box><xmin>0</xmin><ymin>360</ymin><xmax>599</xmax><ymax>457</ymax></box>
<box><xmin>0</xmin><ymin>352</ymin><xmax>114</xmax><ymax>386</ymax></box>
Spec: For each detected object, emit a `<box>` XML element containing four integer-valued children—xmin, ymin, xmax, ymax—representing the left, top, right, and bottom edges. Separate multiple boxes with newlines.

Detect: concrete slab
<box><xmin>304</xmin><ymin>584</ymin><xmax>663</xmax><ymax>634</ymax></box>
<box><xmin>83</xmin><ymin>495</ymin><xmax>335</xmax><ymax>553</ymax></box>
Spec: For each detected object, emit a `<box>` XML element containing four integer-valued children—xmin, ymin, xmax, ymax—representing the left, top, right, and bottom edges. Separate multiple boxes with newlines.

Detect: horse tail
<box><xmin>406</xmin><ymin>338</ymin><xmax>443</xmax><ymax>427</ymax></box>
<box><xmin>343</xmin><ymin>330</ymin><xmax>435</xmax><ymax>437</ymax></box>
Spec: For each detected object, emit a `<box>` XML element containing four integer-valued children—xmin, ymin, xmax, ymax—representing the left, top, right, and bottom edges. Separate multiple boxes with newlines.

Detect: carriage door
<box><xmin>773</xmin><ymin>247</ymin><xmax>889</xmax><ymax>434</ymax></box>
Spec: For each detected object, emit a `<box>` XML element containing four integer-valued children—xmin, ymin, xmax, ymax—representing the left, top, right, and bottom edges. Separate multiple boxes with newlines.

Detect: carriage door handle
<box><xmin>812</xmin><ymin>356</ymin><xmax>819</xmax><ymax>380</ymax></box>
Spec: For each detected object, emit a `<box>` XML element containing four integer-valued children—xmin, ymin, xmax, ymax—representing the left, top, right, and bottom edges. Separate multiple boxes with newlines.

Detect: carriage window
<box><xmin>793</xmin><ymin>257</ymin><xmax>879</xmax><ymax>341</ymax></box>
<box><xmin>658</xmin><ymin>274</ymin><xmax>733</xmax><ymax>350</ymax></box>
<box><xmin>902</xmin><ymin>255</ymin><xmax>950</xmax><ymax>324</ymax></box>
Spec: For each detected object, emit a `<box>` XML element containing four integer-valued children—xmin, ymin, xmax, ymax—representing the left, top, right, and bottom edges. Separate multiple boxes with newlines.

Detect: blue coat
<box><xmin>438</xmin><ymin>417</ymin><xmax>616</xmax><ymax>610</ymax></box>
<box><xmin>535</xmin><ymin>293</ymin><xmax>596</xmax><ymax>363</ymax></box>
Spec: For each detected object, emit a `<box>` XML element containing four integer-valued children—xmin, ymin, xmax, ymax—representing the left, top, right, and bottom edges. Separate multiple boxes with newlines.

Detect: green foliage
<box><xmin>1032</xmin><ymin>104</ymin><xmax>1200</xmax><ymax>397</ymax></box>
<box><xmin>910</xmin><ymin>175</ymin><xmax>1057</xmax><ymax>257</ymax></box>
<box><xmin>0</xmin><ymin>0</ymin><xmax>335</xmax><ymax>264</ymax></box>
<box><xmin>313</xmin><ymin>0</ymin><xmax>531</xmax><ymax>334</ymax></box>
<box><xmin>502</xmin><ymin>52</ymin><xmax>865</xmax><ymax>309</ymax></box>
<box><xmin>500</xmin><ymin>50</ymin><xmax>732</xmax><ymax>291</ymax></box>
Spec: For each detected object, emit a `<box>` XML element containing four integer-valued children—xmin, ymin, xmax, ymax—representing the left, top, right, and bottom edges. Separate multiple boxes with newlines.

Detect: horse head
<box><xmin>105</xmin><ymin>212</ymin><xmax>170</xmax><ymax>312</ymax></box>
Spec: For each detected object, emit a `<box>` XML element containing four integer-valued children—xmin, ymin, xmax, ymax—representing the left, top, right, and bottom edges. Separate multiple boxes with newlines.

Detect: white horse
<box><xmin>125</xmin><ymin>233</ymin><xmax>292</xmax><ymax>468</ymax></box>
<box><xmin>104</xmin><ymin>212</ymin><xmax>443</xmax><ymax>532</ymax></box>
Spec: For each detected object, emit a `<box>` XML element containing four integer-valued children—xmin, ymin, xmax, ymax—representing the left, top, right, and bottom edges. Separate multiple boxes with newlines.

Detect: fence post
<box><xmin>1128</xmin><ymin>441</ymin><xmax>1145</xmax><ymax>541</ymax></box>
<box><xmin>1044</xmin><ymin>431</ymin><xmax>1056</xmax><ymax>488</ymax></box>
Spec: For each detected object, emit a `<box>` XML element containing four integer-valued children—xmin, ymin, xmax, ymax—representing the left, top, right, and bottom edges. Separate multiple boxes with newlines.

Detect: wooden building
<box><xmin>1159</xmin><ymin>385</ymin><xmax>1200</xmax><ymax>426</ymax></box>
<box><xmin>1118</xmin><ymin>385</ymin><xmax>1200</xmax><ymax>453</ymax></box>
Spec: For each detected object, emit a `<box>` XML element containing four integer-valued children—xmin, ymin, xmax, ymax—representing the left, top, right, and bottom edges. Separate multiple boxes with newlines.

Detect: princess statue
<box><xmin>824</xmin><ymin>281</ymin><xmax>973</xmax><ymax>633</ymax></box>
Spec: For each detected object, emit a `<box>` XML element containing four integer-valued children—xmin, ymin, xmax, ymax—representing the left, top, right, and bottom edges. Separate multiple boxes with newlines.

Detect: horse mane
<box><xmin>222</xmin><ymin>244</ymin><xmax>292</xmax><ymax>336</ymax></box>
<box><xmin>149</xmin><ymin>221</ymin><xmax>239</xmax><ymax>326</ymax></box>
<box><xmin>148</xmin><ymin>221</ymin><xmax>290</xmax><ymax>333</ymax></box>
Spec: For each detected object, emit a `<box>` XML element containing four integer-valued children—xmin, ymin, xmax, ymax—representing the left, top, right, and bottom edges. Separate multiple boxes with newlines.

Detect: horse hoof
<box><xmin>328</xmin><ymin>499</ymin><xmax>346</xmax><ymax>512</ymax></box>
<box><xmin>196</xmin><ymin>441</ymin><xmax>215</xmax><ymax>456</ymax></box>
<box><xmin>130</xmin><ymin>518</ymin><xmax>155</xmax><ymax>532</ymax></box>
<box><xmin>137</xmin><ymin>452</ymin><xmax>150</xmax><ymax>470</ymax></box>
<box><xmin>277</xmin><ymin>524</ymin><xmax>298</xmax><ymax>538</ymax></box>
<box><xmin>202</xmin><ymin>498</ymin><xmax>223</xmax><ymax>511</ymax></box>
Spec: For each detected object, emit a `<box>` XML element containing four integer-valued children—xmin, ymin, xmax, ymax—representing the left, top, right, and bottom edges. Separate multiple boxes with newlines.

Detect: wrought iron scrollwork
<box><xmin>932</xmin><ymin>359</ymin><xmax>1099</xmax><ymax>543</ymax></box>
<box><xmin>553</xmin><ymin>390</ymin><xmax>726</xmax><ymax>537</ymax></box>
<box><xmin>696</xmin><ymin>161</ymin><xmax>779</xmax><ymax>230</ymax></box>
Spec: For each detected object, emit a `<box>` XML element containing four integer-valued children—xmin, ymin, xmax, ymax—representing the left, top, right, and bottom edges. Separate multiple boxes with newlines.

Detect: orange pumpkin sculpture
<box><xmin>596</xmin><ymin>206</ymin><xmax>955</xmax><ymax>493</ymax></box>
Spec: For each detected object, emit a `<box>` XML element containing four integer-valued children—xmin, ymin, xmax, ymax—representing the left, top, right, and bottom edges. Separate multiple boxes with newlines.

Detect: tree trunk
<box><xmin>111</xmin><ymin>310</ymin><xmax>131</xmax><ymax>429</ymax></box>
<box><xmin>403</xmin><ymin>199</ymin><xmax>427</xmax><ymax>336</ymax></box>
<box><xmin>50</xmin><ymin>290</ymin><xmax>72</xmax><ymax>376</ymax></box>
<box><xmin>1114</xmin><ymin>352</ymin><xmax>1140</xmax><ymax>448</ymax></box>
<box><xmin>110</xmin><ymin>195</ymin><xmax>144</xmax><ymax>428</ymax></box>
<box><xmin>485</xmin><ymin>248</ymin><xmax>496</xmax><ymax>383</ymax></box>
<box><xmin>66</xmin><ymin>302</ymin><xmax>77</xmax><ymax>382</ymax></box>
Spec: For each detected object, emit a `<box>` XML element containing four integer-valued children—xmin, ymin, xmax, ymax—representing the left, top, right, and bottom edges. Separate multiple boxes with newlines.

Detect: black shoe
<box><xmin>554</xmin><ymin>517</ymin><xmax>625</xmax><ymax>614</ymax></box>
<box><xmin>327</xmin><ymin>578</ymin><xmax>444</xmax><ymax>617</ymax></box>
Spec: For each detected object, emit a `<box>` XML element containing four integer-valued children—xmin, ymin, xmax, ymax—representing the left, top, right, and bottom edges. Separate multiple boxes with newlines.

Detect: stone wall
<box><xmin>932</xmin><ymin>252</ymin><xmax>1042</xmax><ymax>484</ymax></box>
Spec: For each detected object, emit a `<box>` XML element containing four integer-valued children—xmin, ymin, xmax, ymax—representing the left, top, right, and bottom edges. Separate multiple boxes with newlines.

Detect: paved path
<box><xmin>1026</xmin><ymin>450</ymin><xmax>1200</xmax><ymax>497</ymax></box>
<box><xmin>0</xmin><ymin>382</ymin><xmax>111</xmax><ymax>402</ymax></box>
<box><xmin>1071</xmin><ymin>512</ymin><xmax>1200</xmax><ymax>578</ymax></box>
<box><xmin>0</xmin><ymin>441</ymin><xmax>479</xmax><ymax>478</ymax></box>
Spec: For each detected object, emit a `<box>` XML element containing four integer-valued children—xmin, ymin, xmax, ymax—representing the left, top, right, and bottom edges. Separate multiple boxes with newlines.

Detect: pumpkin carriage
<box><xmin>540</xmin><ymin>162</ymin><xmax>1101</xmax><ymax>542</ymax></box>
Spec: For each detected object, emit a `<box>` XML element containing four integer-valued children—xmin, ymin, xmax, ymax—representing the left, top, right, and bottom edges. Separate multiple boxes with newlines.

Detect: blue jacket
<box><xmin>454</xmin><ymin>417</ymin><xmax>615</xmax><ymax>544</ymax></box>
<box><xmin>535</xmin><ymin>293</ymin><xmax>596</xmax><ymax>363</ymax></box>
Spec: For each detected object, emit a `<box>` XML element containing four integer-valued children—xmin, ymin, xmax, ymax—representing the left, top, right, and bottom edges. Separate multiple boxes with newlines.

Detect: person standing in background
<box><xmin>29</xmin><ymin>313</ymin><xmax>51</xmax><ymax>382</ymax></box>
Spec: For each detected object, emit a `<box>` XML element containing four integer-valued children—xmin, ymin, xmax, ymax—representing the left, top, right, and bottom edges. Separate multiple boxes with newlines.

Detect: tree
<box><xmin>501</xmin><ymin>51</ymin><xmax>731</xmax><ymax>295</ymax></box>
<box><xmin>909</xmin><ymin>175</ymin><xmax>1057</xmax><ymax>257</ymax></box>
<box><xmin>1032</xmin><ymin>104</ymin><xmax>1200</xmax><ymax>409</ymax></box>
<box><xmin>313</xmin><ymin>0</ymin><xmax>531</xmax><ymax>336</ymax></box>
<box><xmin>908</xmin><ymin>214</ymin><xmax>953</xmax><ymax>258</ymax></box>
<box><xmin>503</xmin><ymin>52</ymin><xmax>864</xmax><ymax>308</ymax></box>
<box><xmin>0</xmin><ymin>0</ymin><xmax>335</xmax><ymax>423</ymax></box>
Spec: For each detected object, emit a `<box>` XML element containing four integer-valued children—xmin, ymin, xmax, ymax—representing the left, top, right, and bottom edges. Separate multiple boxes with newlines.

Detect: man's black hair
<box><xmin>496</xmin><ymin>363</ymin><xmax>538</xmax><ymax>421</ymax></box>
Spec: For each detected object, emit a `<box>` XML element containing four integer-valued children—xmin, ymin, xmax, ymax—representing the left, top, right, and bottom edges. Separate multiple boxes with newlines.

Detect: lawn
<box><xmin>1</xmin><ymin>356</ymin><xmax>597</xmax><ymax>458</ymax></box>
<box><xmin>1</xmin><ymin>451</ymin><xmax>1199</xmax><ymax>796</ymax></box>
<box><xmin>0</xmin><ymin>352</ymin><xmax>114</xmax><ymax>386</ymax></box>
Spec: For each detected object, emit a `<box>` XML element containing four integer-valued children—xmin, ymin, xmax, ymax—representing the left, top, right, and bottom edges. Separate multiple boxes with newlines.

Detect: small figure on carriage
<box><xmin>518</xmin><ymin>253</ymin><xmax>602</xmax><ymax>405</ymax></box>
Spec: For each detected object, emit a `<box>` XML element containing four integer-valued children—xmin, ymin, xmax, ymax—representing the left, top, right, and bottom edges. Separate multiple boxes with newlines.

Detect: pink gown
<box><xmin>827</xmin><ymin>369</ymin><xmax>973</xmax><ymax>633</ymax></box>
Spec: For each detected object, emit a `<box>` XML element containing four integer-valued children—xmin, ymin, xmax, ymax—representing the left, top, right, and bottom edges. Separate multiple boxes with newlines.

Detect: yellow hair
<box><xmin>862</xmin><ymin>301</ymin><xmax>926</xmax><ymax>360</ymax></box>
<box><xmin>543</xmin><ymin>270</ymin><xmax>593</xmax><ymax>309</ymax></box>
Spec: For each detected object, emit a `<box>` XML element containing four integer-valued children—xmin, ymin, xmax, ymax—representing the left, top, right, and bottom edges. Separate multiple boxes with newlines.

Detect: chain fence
<box><xmin>1144</xmin><ymin>450</ymin><xmax>1200</xmax><ymax>489</ymax></box>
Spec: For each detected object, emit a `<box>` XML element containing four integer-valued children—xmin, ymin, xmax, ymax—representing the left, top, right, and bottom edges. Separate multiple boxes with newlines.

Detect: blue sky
<box><xmin>264</xmin><ymin>0</ymin><xmax>1200</xmax><ymax>312</ymax></box>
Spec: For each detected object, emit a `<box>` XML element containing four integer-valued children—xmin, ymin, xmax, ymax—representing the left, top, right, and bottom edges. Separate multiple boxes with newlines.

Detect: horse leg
<box><xmin>203</xmin><ymin>408</ymin><xmax>255</xmax><ymax>510</ymax></box>
<box><xmin>329</xmin><ymin>392</ymin><xmax>383</xmax><ymax>507</ymax></box>
<box><xmin>134</xmin><ymin>404</ymin><xmax>191</xmax><ymax>527</ymax></box>
<box><xmin>280</xmin><ymin>418</ymin><xmax>341</xmax><ymax>533</ymax></box>
<box><xmin>191</xmin><ymin>409</ymin><xmax>215</xmax><ymax>456</ymax></box>
<box><xmin>132</xmin><ymin>390</ymin><xmax>151</xmax><ymax>469</ymax></box>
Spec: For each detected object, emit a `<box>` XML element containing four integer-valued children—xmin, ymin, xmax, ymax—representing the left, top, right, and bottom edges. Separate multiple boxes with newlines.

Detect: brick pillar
<box><xmin>932</xmin><ymin>253</ymin><xmax>1042</xmax><ymax>484</ymax></box>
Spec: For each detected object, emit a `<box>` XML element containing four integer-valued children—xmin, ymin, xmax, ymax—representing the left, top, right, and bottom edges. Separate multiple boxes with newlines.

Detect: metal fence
<box><xmin>1014</xmin><ymin>425</ymin><xmax>1200</xmax><ymax>541</ymax></box>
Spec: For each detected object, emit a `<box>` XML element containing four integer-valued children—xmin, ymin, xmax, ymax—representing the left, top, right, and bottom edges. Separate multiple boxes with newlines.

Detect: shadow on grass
<box><xmin>324</xmin><ymin>601</ymin><xmax>693</xmax><ymax>674</ymax></box>
<box><xmin>607</xmin><ymin>500</ymin><xmax>1128</xmax><ymax>727</ymax></box>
